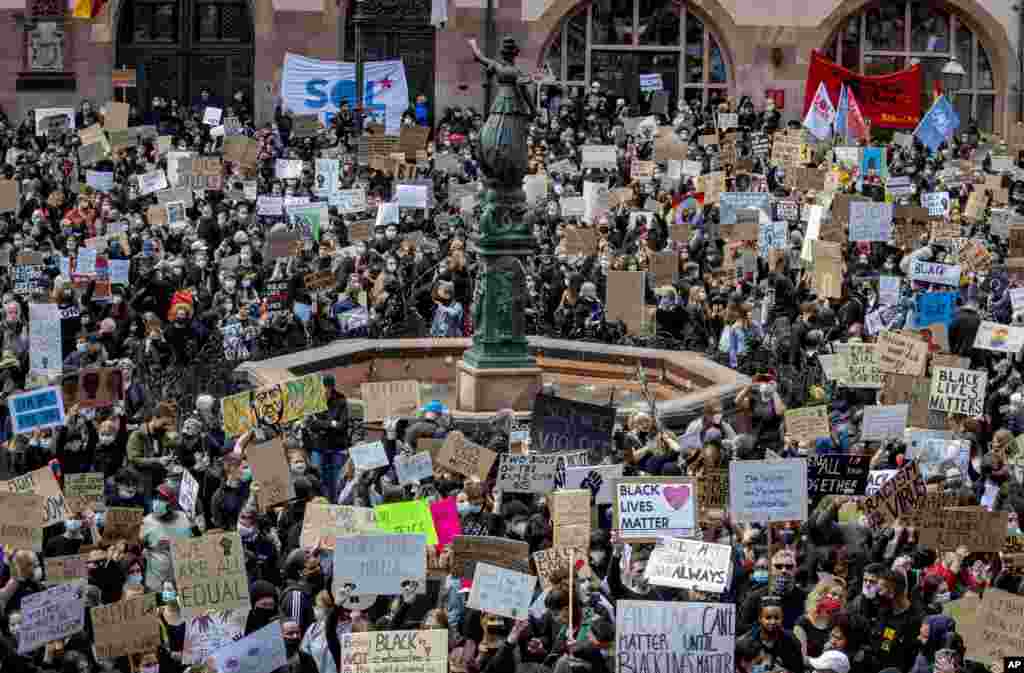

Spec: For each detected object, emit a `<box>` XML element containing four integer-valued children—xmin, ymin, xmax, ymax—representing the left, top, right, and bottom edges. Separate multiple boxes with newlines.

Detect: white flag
<box><xmin>802</xmin><ymin>81</ymin><xmax>836</xmax><ymax>141</ymax></box>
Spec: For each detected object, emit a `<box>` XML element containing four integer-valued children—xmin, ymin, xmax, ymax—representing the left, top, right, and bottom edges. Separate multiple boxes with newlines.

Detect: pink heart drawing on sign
<box><xmin>662</xmin><ymin>485</ymin><xmax>691</xmax><ymax>510</ymax></box>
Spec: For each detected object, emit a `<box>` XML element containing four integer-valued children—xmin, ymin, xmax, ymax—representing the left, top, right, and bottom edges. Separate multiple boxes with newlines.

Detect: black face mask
<box><xmin>249</xmin><ymin>606</ymin><xmax>277</xmax><ymax>631</ymax></box>
<box><xmin>285</xmin><ymin>639</ymin><xmax>301</xmax><ymax>656</ymax></box>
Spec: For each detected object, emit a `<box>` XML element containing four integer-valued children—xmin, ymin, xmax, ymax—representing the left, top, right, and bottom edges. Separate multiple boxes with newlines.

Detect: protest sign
<box><xmin>45</xmin><ymin>554</ymin><xmax>88</xmax><ymax>585</ymax></box>
<box><xmin>468</xmin><ymin>562</ymin><xmax>537</xmax><ymax>620</ymax></box>
<box><xmin>91</xmin><ymin>593</ymin><xmax>160</xmax><ymax>658</ymax></box>
<box><xmin>613</xmin><ymin>477</ymin><xmax>698</xmax><ymax>542</ymax></box>
<box><xmin>29</xmin><ymin>303</ymin><xmax>62</xmax><ymax>379</ymax></box>
<box><xmin>848</xmin><ymin>201</ymin><xmax>893</xmax><ymax>241</ymax></box>
<box><xmin>247</xmin><ymin>438</ymin><xmax>294</xmax><ymax>505</ymax></box>
<box><xmin>549</xmin><ymin>487</ymin><xmax>592</xmax><ymax>549</ymax></box>
<box><xmin>807</xmin><ymin>454</ymin><xmax>871</xmax><ymax>502</ymax></box>
<box><xmin>220</xmin><ymin>373</ymin><xmax>328</xmax><ymax>436</ymax></box>
<box><xmin>171</xmin><ymin>532</ymin><xmax>250</xmax><ymax>615</ymax></box>
<box><xmin>496</xmin><ymin>453</ymin><xmax>560</xmax><ymax>493</ymax></box>
<box><xmin>350</xmin><ymin>440</ymin><xmax>390</xmax><ymax>471</ymax></box>
<box><xmin>530</xmin><ymin>393</ymin><xmax>615</xmax><ymax>463</ymax></box>
<box><xmin>617</xmin><ymin>601</ymin><xmax>734</xmax><ymax>673</ymax></box>
<box><xmin>299</xmin><ymin>504</ymin><xmax>377</xmax><ymax>550</ymax></box>
<box><xmin>452</xmin><ymin>535</ymin><xmax>531</xmax><ymax>577</ymax></box>
<box><xmin>76</xmin><ymin>367</ymin><xmax>122</xmax><ymax>409</ymax></box>
<box><xmin>178</xmin><ymin>469</ymin><xmax>199</xmax><ymax>519</ymax></box>
<box><xmin>861</xmin><ymin>404</ymin><xmax>909</xmax><ymax>442</ymax></box>
<box><xmin>429</xmin><ymin>497</ymin><xmax>461</xmax><ymax>547</ymax></box>
<box><xmin>877</xmin><ymin>331</ymin><xmax>928</xmax><ymax>377</ymax></box>
<box><xmin>564</xmin><ymin>464</ymin><xmax>624</xmax><ymax>505</ymax></box>
<box><xmin>360</xmin><ymin>380</ymin><xmax>421</xmax><ymax>422</ymax></box>
<box><xmin>607</xmin><ymin>270</ymin><xmax>646</xmax><ymax>334</ymax></box>
<box><xmin>914</xmin><ymin>292</ymin><xmax>957</xmax><ymax>328</ymax></box>
<box><xmin>581</xmin><ymin>145</ymin><xmax>617</xmax><ymax>170</ymax></box>
<box><xmin>959</xmin><ymin>588</ymin><xmax>1024</xmax><ymax>667</ymax></box>
<box><xmin>183</xmin><ymin>609</ymin><xmax>248</xmax><ymax>665</ymax></box>
<box><xmin>644</xmin><ymin>537</ymin><xmax>733</xmax><ymax>593</ymax></box>
<box><xmin>4</xmin><ymin>465</ymin><xmax>70</xmax><ymax>526</ymax></box>
<box><xmin>880</xmin><ymin>276</ymin><xmax>901</xmax><ymax>305</ymax></box>
<box><xmin>532</xmin><ymin>546</ymin><xmax>591</xmax><ymax>591</ymax></box>
<box><xmin>395</xmin><ymin>451</ymin><xmax>434</xmax><ymax>485</ymax></box>
<box><xmin>374</xmin><ymin>499</ymin><xmax>438</xmax><ymax>545</ymax></box>
<box><xmin>907</xmin><ymin>430</ymin><xmax>964</xmax><ymax>479</ymax></box>
<box><xmin>866</xmin><ymin>469</ymin><xmax>898</xmax><ymax>496</ymax></box>
<box><xmin>9</xmin><ymin>385</ymin><xmax>66</xmax><ymax>434</ymax></box>
<box><xmin>333</xmin><ymin>534</ymin><xmax>426</xmax><ymax>596</ymax></box>
<box><xmin>210</xmin><ymin>621</ymin><xmax>287</xmax><ymax>673</ymax></box>
<box><xmin>911</xmin><ymin>506</ymin><xmax>1008</xmax><ymax>552</ymax></box>
<box><xmin>910</xmin><ymin>260</ymin><xmax>961</xmax><ymax>286</ymax></box>
<box><xmin>341</xmin><ymin>630</ymin><xmax>447</xmax><ymax>673</ymax></box>
<box><xmin>437</xmin><ymin>431</ymin><xmax>497</xmax><ymax>480</ymax></box>
<box><xmin>973</xmin><ymin>320</ymin><xmax>1024</xmax><ymax>353</ymax></box>
<box><xmin>63</xmin><ymin>472</ymin><xmax>105</xmax><ymax>512</ymax></box>
<box><xmin>929</xmin><ymin>366</ymin><xmax>987</xmax><ymax>416</ymax></box>
<box><xmin>101</xmin><ymin>506</ymin><xmax>144</xmax><ymax>543</ymax></box>
<box><xmin>697</xmin><ymin>469</ymin><xmax>729</xmax><ymax>511</ymax></box>
<box><xmin>862</xmin><ymin>460</ymin><xmax>928</xmax><ymax>527</ymax></box>
<box><xmin>18</xmin><ymin>580</ymin><xmax>86</xmax><ymax>654</ymax></box>
<box><xmin>784</xmin><ymin>406</ymin><xmax>830</xmax><ymax>446</ymax></box>
<box><xmin>729</xmin><ymin>459</ymin><xmax>809</xmax><ymax>523</ymax></box>
<box><xmin>841</xmin><ymin>342</ymin><xmax>882</xmax><ymax>389</ymax></box>
<box><xmin>0</xmin><ymin>492</ymin><xmax>46</xmax><ymax>550</ymax></box>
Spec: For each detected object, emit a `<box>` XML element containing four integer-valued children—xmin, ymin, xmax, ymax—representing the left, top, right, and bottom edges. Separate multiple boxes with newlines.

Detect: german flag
<box><xmin>71</xmin><ymin>0</ymin><xmax>107</xmax><ymax>19</ymax></box>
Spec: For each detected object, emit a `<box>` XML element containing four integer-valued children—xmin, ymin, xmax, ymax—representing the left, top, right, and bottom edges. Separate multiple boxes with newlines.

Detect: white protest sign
<box><xmin>203</xmin><ymin>107</ymin><xmax>223</xmax><ymax>126</ymax></box>
<box><xmin>209</xmin><ymin>621</ymin><xmax>287</xmax><ymax>673</ymax></box>
<box><xmin>910</xmin><ymin>260</ymin><xmax>961</xmax><ymax>287</ymax></box>
<box><xmin>395</xmin><ymin>452</ymin><xmax>434</xmax><ymax>485</ymax></box>
<box><xmin>332</xmin><ymin>534</ymin><xmax>425</xmax><ymax>597</ymax></box>
<box><xmin>581</xmin><ymin>145</ymin><xmax>618</xmax><ymax>170</ymax></box>
<box><xmin>396</xmin><ymin>184</ymin><xmax>427</xmax><ymax>209</ymax></box>
<box><xmin>861</xmin><ymin>404</ymin><xmax>910</xmax><ymax>442</ymax></box>
<box><xmin>29</xmin><ymin>303</ymin><xmax>62</xmax><ymax>378</ymax></box>
<box><xmin>729</xmin><ymin>459</ymin><xmax>809</xmax><ymax>523</ymax></box>
<box><xmin>879</xmin><ymin>276</ymin><xmax>901</xmax><ymax>305</ymax></box>
<box><xmin>137</xmin><ymin>169</ymin><xmax>169</xmax><ymax>195</ymax></box>
<box><xmin>866</xmin><ymin>470</ymin><xmax>898</xmax><ymax>496</ymax></box>
<box><xmin>178</xmin><ymin>469</ymin><xmax>199</xmax><ymax>519</ymax></box>
<box><xmin>929</xmin><ymin>366</ymin><xmax>987</xmax><ymax>416</ymax></box>
<box><xmin>923</xmin><ymin>191</ymin><xmax>950</xmax><ymax>217</ymax></box>
<box><xmin>350</xmin><ymin>440</ymin><xmax>390</xmax><ymax>470</ymax></box>
<box><xmin>18</xmin><ymin>580</ymin><xmax>86</xmax><ymax>654</ymax></box>
<box><xmin>617</xmin><ymin>601</ymin><xmax>735</xmax><ymax>673</ymax></box>
<box><xmin>639</xmin><ymin>73</ymin><xmax>664</xmax><ymax>92</ymax></box>
<box><xmin>583</xmin><ymin>181</ymin><xmax>609</xmax><ymax>224</ymax></box>
<box><xmin>467</xmin><ymin>562</ymin><xmax>537</xmax><ymax>620</ymax></box>
<box><xmin>496</xmin><ymin>453</ymin><xmax>560</xmax><ymax>493</ymax></box>
<box><xmin>973</xmin><ymin>321</ymin><xmax>1024</xmax><ymax>353</ymax></box>
<box><xmin>614</xmin><ymin>478</ymin><xmax>697</xmax><ymax>542</ymax></box>
<box><xmin>644</xmin><ymin>537</ymin><xmax>733</xmax><ymax>593</ymax></box>
<box><xmin>1011</xmin><ymin>288</ymin><xmax>1024</xmax><ymax>312</ymax></box>
<box><xmin>564</xmin><ymin>464</ymin><xmax>624</xmax><ymax>505</ymax></box>
<box><xmin>849</xmin><ymin>201</ymin><xmax>893</xmax><ymax>242</ymax></box>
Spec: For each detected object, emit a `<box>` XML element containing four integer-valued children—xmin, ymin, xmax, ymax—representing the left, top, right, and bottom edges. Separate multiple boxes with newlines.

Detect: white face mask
<box><xmin>290</xmin><ymin>462</ymin><xmax>307</xmax><ymax>475</ymax></box>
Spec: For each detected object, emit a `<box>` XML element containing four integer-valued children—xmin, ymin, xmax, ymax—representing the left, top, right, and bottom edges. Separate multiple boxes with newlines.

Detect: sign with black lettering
<box><xmin>807</xmin><ymin>454</ymin><xmax>871</xmax><ymax>504</ymax></box>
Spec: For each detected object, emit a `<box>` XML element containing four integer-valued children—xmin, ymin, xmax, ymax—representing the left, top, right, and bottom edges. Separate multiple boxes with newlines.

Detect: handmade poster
<box><xmin>929</xmin><ymin>366</ymin><xmax>987</xmax><ymax>416</ymax></box>
<box><xmin>374</xmin><ymin>499</ymin><xmax>438</xmax><ymax>545</ymax></box>
<box><xmin>210</xmin><ymin>621</ymin><xmax>287</xmax><ymax>673</ymax></box>
<box><xmin>879</xmin><ymin>276</ymin><xmax>901</xmax><ymax>305</ymax></box>
<box><xmin>616</xmin><ymin>601</ymin><xmax>734</xmax><ymax>673</ymax></box>
<box><xmin>299</xmin><ymin>504</ymin><xmax>377</xmax><ymax>550</ymax></box>
<box><xmin>564</xmin><ymin>464</ymin><xmax>624</xmax><ymax>505</ymax></box>
<box><xmin>75</xmin><ymin>367</ymin><xmax>122</xmax><ymax>409</ymax></box>
<box><xmin>958</xmin><ymin>588</ymin><xmax>1024</xmax><ymax>667</ymax></box>
<box><xmin>3</xmin><ymin>465</ymin><xmax>71</xmax><ymax>526</ymax></box>
<box><xmin>844</xmin><ymin>342</ymin><xmax>883</xmax><ymax>389</ymax></box>
<box><xmin>467</xmin><ymin>562</ymin><xmax>537</xmax><ymax>620</ymax></box>
<box><xmin>18</xmin><ymin>580</ymin><xmax>86</xmax><ymax>654</ymax></box>
<box><xmin>862</xmin><ymin>460</ymin><xmax>928</xmax><ymax>527</ymax></box>
<box><xmin>395</xmin><ymin>451</ymin><xmax>434</xmax><ymax>485</ymax></box>
<box><xmin>0</xmin><ymin>491</ymin><xmax>46</xmax><ymax>550</ymax></box>
<box><xmin>436</xmin><ymin>431</ymin><xmax>497</xmax><ymax>480</ymax></box>
<box><xmin>784</xmin><ymin>406</ymin><xmax>830</xmax><ymax>446</ymax></box>
<box><xmin>452</xmin><ymin>535</ymin><xmax>531</xmax><ymax>577</ymax></box>
<box><xmin>644</xmin><ymin>537</ymin><xmax>733</xmax><ymax>593</ymax></box>
<box><xmin>697</xmin><ymin>469</ymin><xmax>729</xmax><ymax>511</ymax></box>
<box><xmin>332</xmin><ymin>534</ymin><xmax>426</xmax><ymax>597</ymax></box>
<box><xmin>848</xmin><ymin>201</ymin><xmax>893</xmax><ymax>241</ymax></box>
<box><xmin>877</xmin><ymin>331</ymin><xmax>928</xmax><ymax>377</ymax></box>
<box><xmin>806</xmin><ymin>454</ymin><xmax>871</xmax><ymax>503</ymax></box>
<box><xmin>866</xmin><ymin>470</ymin><xmax>898</xmax><ymax>496</ymax></box>
<box><xmin>183</xmin><ymin>609</ymin><xmax>248</xmax><ymax>665</ymax></box>
<box><xmin>29</xmin><ymin>303</ymin><xmax>62</xmax><ymax>378</ymax></box>
<box><xmin>91</xmin><ymin>593</ymin><xmax>160</xmax><ymax>658</ymax></box>
<box><xmin>581</xmin><ymin>145</ymin><xmax>617</xmax><ymax>170</ymax></box>
<box><xmin>861</xmin><ymin>404</ymin><xmax>910</xmax><ymax>442</ymax></box>
<box><xmin>350</xmin><ymin>440</ymin><xmax>390</xmax><ymax>471</ymax></box>
<box><xmin>613</xmin><ymin>477</ymin><xmax>697</xmax><ymax>542</ymax></box>
<box><xmin>360</xmin><ymin>380</ymin><xmax>421</xmax><ymax>422</ymax></box>
<box><xmin>341</xmin><ymin>630</ymin><xmax>447</xmax><ymax>673</ymax></box>
<box><xmin>63</xmin><ymin>472</ymin><xmax>105</xmax><ymax>512</ymax></box>
<box><xmin>246</xmin><ymin>438</ymin><xmax>295</xmax><ymax>506</ymax></box>
<box><xmin>496</xmin><ymin>453</ymin><xmax>560</xmax><ymax>493</ymax></box>
<box><xmin>178</xmin><ymin>469</ymin><xmax>199</xmax><ymax>519</ymax></box>
<box><xmin>910</xmin><ymin>260</ymin><xmax>961</xmax><ymax>286</ymax></box>
<box><xmin>171</xmin><ymin>532</ymin><xmax>250</xmax><ymax>615</ymax></box>
<box><xmin>532</xmin><ymin>546</ymin><xmax>591</xmax><ymax>591</ymax></box>
<box><xmin>973</xmin><ymin>320</ymin><xmax>1024</xmax><ymax>353</ymax></box>
<box><xmin>221</xmin><ymin>373</ymin><xmax>328</xmax><ymax>436</ymax></box>
<box><xmin>911</xmin><ymin>507</ymin><xmax>1008</xmax><ymax>552</ymax></box>
<box><xmin>530</xmin><ymin>393</ymin><xmax>616</xmax><ymax>463</ymax></box>
<box><xmin>606</xmin><ymin>270</ymin><xmax>646</xmax><ymax>334</ymax></box>
<box><xmin>429</xmin><ymin>497</ymin><xmax>461</xmax><ymax>547</ymax></box>
<box><xmin>101</xmin><ymin>507</ymin><xmax>144</xmax><ymax>543</ymax></box>
<box><xmin>729</xmin><ymin>459</ymin><xmax>808</xmax><ymax>523</ymax></box>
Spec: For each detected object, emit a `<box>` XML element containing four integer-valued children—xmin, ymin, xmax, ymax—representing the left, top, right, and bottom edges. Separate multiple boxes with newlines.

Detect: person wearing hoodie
<box><xmin>948</xmin><ymin>300</ymin><xmax>981</xmax><ymax>358</ymax></box>
<box><xmin>910</xmin><ymin>615</ymin><xmax>956</xmax><ymax>673</ymax></box>
<box><xmin>245</xmin><ymin>580</ymin><xmax>281</xmax><ymax>635</ymax></box>
<box><xmin>736</xmin><ymin>594</ymin><xmax>804</xmax><ymax>673</ymax></box>
<box><xmin>141</xmin><ymin>484</ymin><xmax>195</xmax><ymax>592</ymax></box>
<box><xmin>282</xmin><ymin>618</ymin><xmax>318</xmax><ymax>673</ymax></box>
<box><xmin>279</xmin><ymin>549</ymin><xmax>320</xmax><ymax>635</ymax></box>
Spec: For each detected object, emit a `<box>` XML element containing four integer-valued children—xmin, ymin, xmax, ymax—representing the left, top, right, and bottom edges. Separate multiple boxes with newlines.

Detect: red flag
<box><xmin>846</xmin><ymin>86</ymin><xmax>869</xmax><ymax>141</ymax></box>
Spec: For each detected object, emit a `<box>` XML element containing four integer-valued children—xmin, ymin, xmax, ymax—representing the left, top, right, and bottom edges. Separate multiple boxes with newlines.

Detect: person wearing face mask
<box><xmin>141</xmin><ymin>485</ymin><xmax>195</xmax><ymax>592</ymax></box>
<box><xmin>211</xmin><ymin>453</ymin><xmax>255</xmax><ymax>530</ymax></box>
<box><xmin>156</xmin><ymin>579</ymin><xmax>186</xmax><ymax>666</ymax></box>
<box><xmin>245</xmin><ymin>580</ymin><xmax>281</xmax><ymax>635</ymax></box>
<box><xmin>0</xmin><ymin>550</ymin><xmax>45</xmax><ymax>616</ymax></box>
<box><xmin>847</xmin><ymin>563</ymin><xmax>887</xmax><ymax>623</ymax></box>
<box><xmin>455</xmin><ymin>479</ymin><xmax>502</xmax><ymax>537</ymax></box>
<box><xmin>127</xmin><ymin>405</ymin><xmax>179</xmax><ymax>501</ymax></box>
<box><xmin>282</xmin><ymin>618</ymin><xmax>318</xmax><ymax>673</ymax></box>
<box><xmin>869</xmin><ymin>568</ymin><xmax>924</xmax><ymax>673</ymax></box>
<box><xmin>278</xmin><ymin>549</ymin><xmax>319</xmax><ymax>634</ymax></box>
<box><xmin>794</xmin><ymin>578</ymin><xmax>846</xmax><ymax>661</ymax></box>
<box><xmin>44</xmin><ymin>513</ymin><xmax>92</xmax><ymax>557</ymax></box>
<box><xmin>736</xmin><ymin>596</ymin><xmax>804</xmax><ymax>673</ymax></box>
<box><xmin>738</xmin><ymin>549</ymin><xmax>808</xmax><ymax>634</ymax></box>
<box><xmin>299</xmin><ymin>590</ymin><xmax>338</xmax><ymax>673</ymax></box>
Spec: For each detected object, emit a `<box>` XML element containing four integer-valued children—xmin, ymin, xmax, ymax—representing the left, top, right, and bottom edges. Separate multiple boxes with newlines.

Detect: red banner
<box><xmin>803</xmin><ymin>50</ymin><xmax>922</xmax><ymax>130</ymax></box>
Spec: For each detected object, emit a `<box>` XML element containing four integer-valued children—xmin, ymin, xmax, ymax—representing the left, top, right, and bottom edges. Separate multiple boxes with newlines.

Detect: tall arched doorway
<box><xmin>115</xmin><ymin>0</ymin><xmax>254</xmax><ymax>113</ymax></box>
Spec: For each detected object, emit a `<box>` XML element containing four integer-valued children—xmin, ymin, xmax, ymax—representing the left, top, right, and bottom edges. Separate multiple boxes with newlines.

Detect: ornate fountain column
<box><xmin>456</xmin><ymin>37</ymin><xmax>542</xmax><ymax>412</ymax></box>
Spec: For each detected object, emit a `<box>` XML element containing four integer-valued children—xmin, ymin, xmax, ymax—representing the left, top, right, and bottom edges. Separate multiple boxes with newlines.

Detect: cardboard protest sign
<box><xmin>812</xmin><ymin>240</ymin><xmax>843</xmax><ymax>299</ymax></box>
<box><xmin>91</xmin><ymin>593</ymin><xmax>160</xmax><ymax>658</ymax></box>
<box><xmin>76</xmin><ymin>367</ymin><xmax>122</xmax><ymax>409</ymax></box>
<box><xmin>332</xmin><ymin>534</ymin><xmax>426</xmax><ymax>597</ymax></box>
<box><xmin>644</xmin><ymin>537</ymin><xmax>733</xmax><ymax>593</ymax></box>
<box><xmin>496</xmin><ymin>453</ymin><xmax>560</xmax><ymax>493</ymax></box>
<box><xmin>784</xmin><ymin>406</ymin><xmax>830</xmax><ymax>446</ymax></box>
<box><xmin>729</xmin><ymin>459</ymin><xmax>809</xmax><ymax>523</ymax></box>
<box><xmin>437</xmin><ymin>431</ymin><xmax>497</xmax><ymax>480</ymax></box>
<box><xmin>171</xmin><ymin>532</ymin><xmax>250</xmax><ymax>615</ymax></box>
<box><xmin>0</xmin><ymin>492</ymin><xmax>46</xmax><ymax>550</ymax></box>
<box><xmin>101</xmin><ymin>506</ymin><xmax>144</xmax><ymax>543</ymax></box>
<box><xmin>958</xmin><ymin>588</ymin><xmax>1024</xmax><ymax>667</ymax></box>
<box><xmin>299</xmin><ymin>504</ymin><xmax>377</xmax><ymax>550</ymax></box>
<box><xmin>374</xmin><ymin>499</ymin><xmax>438</xmax><ymax>545</ymax></box>
<box><xmin>606</xmin><ymin>270</ymin><xmax>646</xmax><ymax>334</ymax></box>
<box><xmin>866</xmin><ymin>470</ymin><xmax>898</xmax><ymax>496</ymax></box>
<box><xmin>105</xmin><ymin>102</ymin><xmax>130</xmax><ymax>130</ymax></box>
<box><xmin>183</xmin><ymin>609</ymin><xmax>248</xmax><ymax>665</ymax></box>
<box><xmin>912</xmin><ymin>506</ymin><xmax>1008</xmax><ymax>552</ymax></box>
<box><xmin>860</xmin><ymin>403</ymin><xmax>909</xmax><ymax>444</ymax></box>
<box><xmin>613</xmin><ymin>477</ymin><xmax>698</xmax><ymax>543</ymax></box>
<box><xmin>617</xmin><ymin>601</ymin><xmax>735</xmax><ymax>673</ymax></box>
<box><xmin>246</xmin><ymin>438</ymin><xmax>295</xmax><ymax>506</ymax></box>
<box><xmin>844</xmin><ymin>342</ymin><xmax>883</xmax><ymax>389</ymax></box>
<box><xmin>468</xmin><ymin>562</ymin><xmax>537</xmax><ymax>620</ymax></box>
<box><xmin>63</xmin><ymin>472</ymin><xmax>105</xmax><ymax>513</ymax></box>
<box><xmin>877</xmin><ymin>331</ymin><xmax>928</xmax><ymax>376</ymax></box>
<box><xmin>209</xmin><ymin>621</ymin><xmax>287</xmax><ymax>673</ymax></box>
<box><xmin>862</xmin><ymin>460</ymin><xmax>928</xmax><ymax>527</ymax></box>
<box><xmin>806</xmin><ymin>454</ymin><xmax>871</xmax><ymax>503</ymax></box>
<box><xmin>530</xmin><ymin>393</ymin><xmax>615</xmax><ymax>463</ymax></box>
<box><xmin>44</xmin><ymin>554</ymin><xmax>88</xmax><ymax>585</ymax></box>
<box><xmin>452</xmin><ymin>535</ymin><xmax>531</xmax><ymax>577</ymax></box>
<box><xmin>4</xmin><ymin>466</ymin><xmax>71</xmax><ymax>527</ymax></box>
<box><xmin>532</xmin><ymin>546</ymin><xmax>591</xmax><ymax>591</ymax></box>
<box><xmin>360</xmin><ymin>380</ymin><xmax>421</xmax><ymax>422</ymax></box>
<box><xmin>18</xmin><ymin>580</ymin><xmax>86</xmax><ymax>654</ymax></box>
<box><xmin>564</xmin><ymin>464</ymin><xmax>624</xmax><ymax>505</ymax></box>
<box><xmin>880</xmin><ymin>374</ymin><xmax>937</xmax><ymax>432</ymax></box>
<box><xmin>342</xmin><ymin>630</ymin><xmax>447</xmax><ymax>673</ymax></box>
<box><xmin>697</xmin><ymin>469</ymin><xmax>729</xmax><ymax>511</ymax></box>
<box><xmin>929</xmin><ymin>366</ymin><xmax>987</xmax><ymax>416</ymax></box>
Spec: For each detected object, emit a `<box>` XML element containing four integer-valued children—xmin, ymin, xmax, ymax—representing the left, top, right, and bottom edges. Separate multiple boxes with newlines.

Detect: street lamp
<box><xmin>942</xmin><ymin>56</ymin><xmax>967</xmax><ymax>94</ymax></box>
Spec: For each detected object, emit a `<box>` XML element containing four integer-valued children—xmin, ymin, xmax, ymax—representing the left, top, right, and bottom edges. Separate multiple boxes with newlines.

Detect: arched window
<box><xmin>542</xmin><ymin>0</ymin><xmax>730</xmax><ymax>111</ymax></box>
<box><xmin>823</xmin><ymin>1</ymin><xmax>997</xmax><ymax>131</ymax></box>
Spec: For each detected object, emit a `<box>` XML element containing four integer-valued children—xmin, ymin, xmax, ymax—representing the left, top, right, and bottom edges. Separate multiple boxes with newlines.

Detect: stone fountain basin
<box><xmin>238</xmin><ymin>337</ymin><xmax>750</xmax><ymax>433</ymax></box>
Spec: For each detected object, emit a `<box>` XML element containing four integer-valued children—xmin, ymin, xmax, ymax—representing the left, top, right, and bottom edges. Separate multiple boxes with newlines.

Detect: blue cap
<box><xmin>422</xmin><ymin>400</ymin><xmax>446</xmax><ymax>415</ymax></box>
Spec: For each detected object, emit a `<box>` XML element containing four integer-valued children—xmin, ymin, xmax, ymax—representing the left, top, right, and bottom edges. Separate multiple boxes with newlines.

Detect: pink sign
<box><xmin>430</xmin><ymin>496</ymin><xmax>462</xmax><ymax>547</ymax></box>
